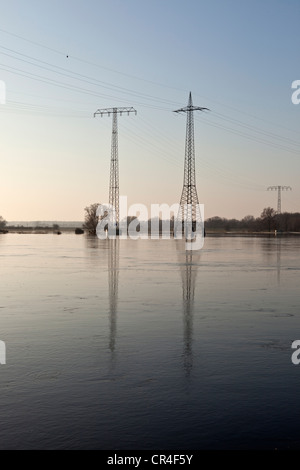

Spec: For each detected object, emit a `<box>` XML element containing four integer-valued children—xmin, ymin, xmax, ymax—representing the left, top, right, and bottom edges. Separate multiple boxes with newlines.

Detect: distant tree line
<box><xmin>5</xmin><ymin>223</ymin><xmax>61</xmax><ymax>231</ymax></box>
<box><xmin>2</xmin><ymin>206</ymin><xmax>300</xmax><ymax>236</ymax></box>
<box><xmin>83</xmin><ymin>204</ymin><xmax>300</xmax><ymax>236</ymax></box>
<box><xmin>205</xmin><ymin>208</ymin><xmax>300</xmax><ymax>233</ymax></box>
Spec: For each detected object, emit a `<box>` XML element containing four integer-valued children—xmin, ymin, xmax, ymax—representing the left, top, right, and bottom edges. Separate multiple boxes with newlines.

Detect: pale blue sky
<box><xmin>0</xmin><ymin>0</ymin><xmax>299</xmax><ymax>221</ymax></box>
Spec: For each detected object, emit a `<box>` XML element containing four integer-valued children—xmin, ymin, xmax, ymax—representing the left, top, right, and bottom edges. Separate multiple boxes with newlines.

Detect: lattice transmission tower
<box><xmin>174</xmin><ymin>92</ymin><xmax>209</xmax><ymax>236</ymax></box>
<box><xmin>94</xmin><ymin>107</ymin><xmax>137</xmax><ymax>226</ymax></box>
<box><xmin>267</xmin><ymin>185</ymin><xmax>292</xmax><ymax>213</ymax></box>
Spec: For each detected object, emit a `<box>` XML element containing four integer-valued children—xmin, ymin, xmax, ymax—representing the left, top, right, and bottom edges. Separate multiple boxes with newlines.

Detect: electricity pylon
<box><xmin>267</xmin><ymin>185</ymin><xmax>292</xmax><ymax>213</ymax></box>
<box><xmin>94</xmin><ymin>107</ymin><xmax>137</xmax><ymax>226</ymax></box>
<box><xmin>174</xmin><ymin>92</ymin><xmax>209</xmax><ymax>237</ymax></box>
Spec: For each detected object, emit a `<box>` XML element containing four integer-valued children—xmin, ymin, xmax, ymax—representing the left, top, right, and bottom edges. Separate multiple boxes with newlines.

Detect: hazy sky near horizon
<box><xmin>0</xmin><ymin>0</ymin><xmax>299</xmax><ymax>221</ymax></box>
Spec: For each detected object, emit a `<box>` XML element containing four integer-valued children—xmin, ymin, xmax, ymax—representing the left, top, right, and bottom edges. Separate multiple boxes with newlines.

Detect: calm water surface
<box><xmin>0</xmin><ymin>233</ymin><xmax>299</xmax><ymax>449</ymax></box>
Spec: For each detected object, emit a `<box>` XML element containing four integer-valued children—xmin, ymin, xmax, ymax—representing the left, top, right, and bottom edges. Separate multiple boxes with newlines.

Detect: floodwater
<box><xmin>0</xmin><ymin>233</ymin><xmax>299</xmax><ymax>450</ymax></box>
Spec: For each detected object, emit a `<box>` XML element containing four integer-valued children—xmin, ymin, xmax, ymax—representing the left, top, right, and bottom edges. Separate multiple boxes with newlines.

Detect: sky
<box><xmin>0</xmin><ymin>0</ymin><xmax>299</xmax><ymax>221</ymax></box>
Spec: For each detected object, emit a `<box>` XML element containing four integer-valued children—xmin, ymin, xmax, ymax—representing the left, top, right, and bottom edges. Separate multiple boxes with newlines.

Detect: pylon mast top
<box><xmin>94</xmin><ymin>107</ymin><xmax>137</xmax><ymax>117</ymax></box>
<box><xmin>174</xmin><ymin>92</ymin><xmax>209</xmax><ymax>114</ymax></box>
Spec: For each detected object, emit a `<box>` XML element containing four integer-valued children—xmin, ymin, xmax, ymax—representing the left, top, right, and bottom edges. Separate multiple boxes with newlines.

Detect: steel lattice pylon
<box><xmin>94</xmin><ymin>107</ymin><xmax>137</xmax><ymax>226</ymax></box>
<box><xmin>110</xmin><ymin>111</ymin><xmax>119</xmax><ymax>225</ymax></box>
<box><xmin>267</xmin><ymin>185</ymin><xmax>292</xmax><ymax>214</ymax></box>
<box><xmin>174</xmin><ymin>92</ymin><xmax>209</xmax><ymax>236</ymax></box>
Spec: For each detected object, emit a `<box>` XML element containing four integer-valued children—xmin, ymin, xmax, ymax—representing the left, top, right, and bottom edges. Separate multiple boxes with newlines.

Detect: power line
<box><xmin>195</xmin><ymin>114</ymin><xmax>300</xmax><ymax>156</ymax></box>
<box><xmin>1</xmin><ymin>29</ymin><xmax>299</xmax><ymax>194</ymax></box>
<box><xmin>0</xmin><ymin>27</ymin><xmax>186</xmax><ymax>94</ymax></box>
<box><xmin>1</xmin><ymin>42</ymin><xmax>300</xmax><ymax>155</ymax></box>
<box><xmin>0</xmin><ymin>46</ymin><xmax>181</xmax><ymax>107</ymax></box>
<box><xmin>2</xmin><ymin>26</ymin><xmax>300</xmax><ymax>146</ymax></box>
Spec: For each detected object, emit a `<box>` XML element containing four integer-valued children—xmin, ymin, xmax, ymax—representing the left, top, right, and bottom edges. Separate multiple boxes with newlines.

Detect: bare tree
<box><xmin>260</xmin><ymin>207</ymin><xmax>276</xmax><ymax>232</ymax></box>
<box><xmin>0</xmin><ymin>216</ymin><xmax>7</xmax><ymax>230</ymax></box>
<box><xmin>83</xmin><ymin>203</ymin><xmax>101</xmax><ymax>236</ymax></box>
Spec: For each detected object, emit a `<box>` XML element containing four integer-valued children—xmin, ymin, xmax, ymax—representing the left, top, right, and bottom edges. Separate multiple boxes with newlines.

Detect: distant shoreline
<box><xmin>1</xmin><ymin>229</ymin><xmax>300</xmax><ymax>237</ymax></box>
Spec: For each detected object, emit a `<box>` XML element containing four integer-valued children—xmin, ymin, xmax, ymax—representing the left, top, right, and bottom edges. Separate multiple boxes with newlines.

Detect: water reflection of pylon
<box><xmin>177</xmin><ymin>242</ymin><xmax>200</xmax><ymax>376</ymax></box>
<box><xmin>276</xmin><ymin>237</ymin><xmax>282</xmax><ymax>286</ymax></box>
<box><xmin>108</xmin><ymin>239</ymin><xmax>119</xmax><ymax>352</ymax></box>
<box><xmin>262</xmin><ymin>237</ymin><xmax>282</xmax><ymax>286</ymax></box>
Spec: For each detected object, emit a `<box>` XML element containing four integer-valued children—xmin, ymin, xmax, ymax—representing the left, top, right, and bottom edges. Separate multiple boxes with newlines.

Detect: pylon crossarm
<box><xmin>174</xmin><ymin>106</ymin><xmax>209</xmax><ymax>114</ymax></box>
<box><xmin>94</xmin><ymin>107</ymin><xmax>137</xmax><ymax>117</ymax></box>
